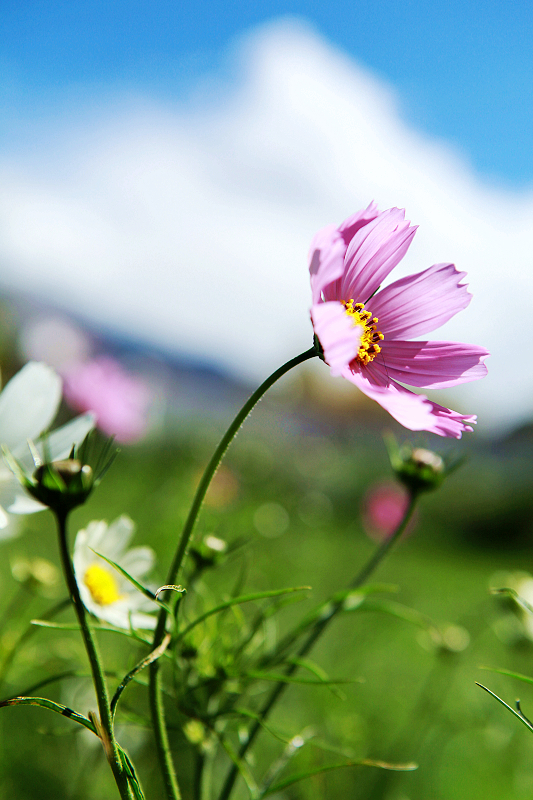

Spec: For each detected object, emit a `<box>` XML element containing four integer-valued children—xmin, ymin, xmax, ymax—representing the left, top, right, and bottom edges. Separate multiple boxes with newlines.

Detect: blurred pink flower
<box><xmin>62</xmin><ymin>356</ymin><xmax>151</xmax><ymax>443</ymax></box>
<box><xmin>309</xmin><ymin>203</ymin><xmax>488</xmax><ymax>438</ymax></box>
<box><xmin>362</xmin><ymin>482</ymin><xmax>417</xmax><ymax>542</ymax></box>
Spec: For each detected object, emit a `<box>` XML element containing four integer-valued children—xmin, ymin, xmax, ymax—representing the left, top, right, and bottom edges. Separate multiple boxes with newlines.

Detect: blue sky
<box><xmin>1</xmin><ymin>3</ymin><xmax>532</xmax><ymax>431</ymax></box>
<box><xmin>1</xmin><ymin>0</ymin><xmax>532</xmax><ymax>186</ymax></box>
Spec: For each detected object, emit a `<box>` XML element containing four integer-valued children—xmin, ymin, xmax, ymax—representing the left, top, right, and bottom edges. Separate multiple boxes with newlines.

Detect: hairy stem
<box><xmin>218</xmin><ymin>490</ymin><xmax>420</xmax><ymax>800</ymax></box>
<box><xmin>55</xmin><ymin>510</ymin><xmax>134</xmax><ymax>800</ymax></box>
<box><xmin>149</xmin><ymin>346</ymin><xmax>318</xmax><ymax>800</ymax></box>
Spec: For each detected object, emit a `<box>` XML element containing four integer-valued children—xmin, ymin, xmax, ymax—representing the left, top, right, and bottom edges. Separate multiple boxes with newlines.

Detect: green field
<box><xmin>1</xmin><ymin>399</ymin><xmax>533</xmax><ymax>800</ymax></box>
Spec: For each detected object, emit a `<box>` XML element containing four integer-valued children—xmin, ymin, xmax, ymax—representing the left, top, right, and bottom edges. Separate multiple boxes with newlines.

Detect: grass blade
<box><xmin>476</xmin><ymin>682</ymin><xmax>533</xmax><ymax>733</ymax></box>
<box><xmin>111</xmin><ymin>633</ymin><xmax>171</xmax><ymax>716</ymax></box>
<box><xmin>176</xmin><ymin>586</ymin><xmax>311</xmax><ymax>644</ymax></box>
<box><xmin>261</xmin><ymin>758</ymin><xmax>417</xmax><ymax>796</ymax></box>
<box><xmin>243</xmin><ymin>670</ymin><xmax>360</xmax><ymax>686</ymax></box>
<box><xmin>0</xmin><ymin>695</ymin><xmax>97</xmax><ymax>735</ymax></box>
<box><xmin>480</xmin><ymin>666</ymin><xmax>533</xmax><ymax>686</ymax></box>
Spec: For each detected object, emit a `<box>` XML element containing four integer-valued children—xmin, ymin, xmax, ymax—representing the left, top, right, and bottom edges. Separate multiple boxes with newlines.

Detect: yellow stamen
<box><xmin>84</xmin><ymin>563</ymin><xmax>122</xmax><ymax>606</ymax></box>
<box><xmin>344</xmin><ymin>300</ymin><xmax>384</xmax><ymax>366</ymax></box>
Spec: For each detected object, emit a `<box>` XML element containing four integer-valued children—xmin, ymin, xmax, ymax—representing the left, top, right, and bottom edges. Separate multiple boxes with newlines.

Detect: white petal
<box><xmin>120</xmin><ymin>546</ymin><xmax>155</xmax><ymax>579</ymax></box>
<box><xmin>73</xmin><ymin>529</ymin><xmax>90</xmax><ymax>575</ymax></box>
<box><xmin>45</xmin><ymin>413</ymin><xmax>96</xmax><ymax>460</ymax></box>
<box><xmin>0</xmin><ymin>503</ymin><xmax>22</xmax><ymax>540</ymax></box>
<box><xmin>7</xmin><ymin>492</ymin><xmax>46</xmax><ymax>514</ymax></box>
<box><xmin>0</xmin><ymin>472</ymin><xmax>45</xmax><ymax>516</ymax></box>
<box><xmin>0</xmin><ymin>362</ymin><xmax>62</xmax><ymax>451</ymax></box>
<box><xmin>129</xmin><ymin>611</ymin><xmax>157</xmax><ymax>630</ymax></box>
<box><xmin>82</xmin><ymin>520</ymin><xmax>110</xmax><ymax>554</ymax></box>
<box><xmin>101</xmin><ymin>515</ymin><xmax>135</xmax><ymax>559</ymax></box>
<box><xmin>12</xmin><ymin>413</ymin><xmax>96</xmax><ymax>469</ymax></box>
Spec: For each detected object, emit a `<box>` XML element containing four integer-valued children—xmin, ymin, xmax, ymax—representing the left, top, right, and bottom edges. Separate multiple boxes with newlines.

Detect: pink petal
<box><xmin>63</xmin><ymin>357</ymin><xmax>151</xmax><ymax>443</ymax></box>
<box><xmin>311</xmin><ymin>301</ymin><xmax>363</xmax><ymax>377</ymax></box>
<box><xmin>376</xmin><ymin>340</ymin><xmax>489</xmax><ymax>389</ymax></box>
<box><xmin>369</xmin><ymin>263</ymin><xmax>472</xmax><ymax>339</ymax></box>
<box><xmin>308</xmin><ymin>225</ymin><xmax>346</xmax><ymax>305</ymax></box>
<box><xmin>340</xmin><ymin>208</ymin><xmax>417</xmax><ymax>303</ymax></box>
<box><xmin>321</xmin><ymin>203</ymin><xmax>381</xmax><ymax>302</ymax></box>
<box><xmin>337</xmin><ymin>201</ymin><xmax>380</xmax><ymax>245</ymax></box>
<box><xmin>343</xmin><ymin>367</ymin><xmax>476</xmax><ymax>438</ymax></box>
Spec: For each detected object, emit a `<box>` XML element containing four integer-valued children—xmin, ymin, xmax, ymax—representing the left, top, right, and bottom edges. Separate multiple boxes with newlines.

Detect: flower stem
<box><xmin>217</xmin><ymin>490</ymin><xmax>420</xmax><ymax>800</ymax></box>
<box><xmin>54</xmin><ymin>510</ymin><xmax>134</xmax><ymax>800</ymax></box>
<box><xmin>149</xmin><ymin>345</ymin><xmax>318</xmax><ymax>800</ymax></box>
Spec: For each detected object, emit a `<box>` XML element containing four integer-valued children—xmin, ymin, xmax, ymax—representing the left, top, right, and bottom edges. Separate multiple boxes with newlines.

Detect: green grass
<box><xmin>1</xmin><ymin>418</ymin><xmax>533</xmax><ymax>800</ymax></box>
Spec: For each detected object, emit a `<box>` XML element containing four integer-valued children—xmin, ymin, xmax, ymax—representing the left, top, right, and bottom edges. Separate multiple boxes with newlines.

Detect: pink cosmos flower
<box><xmin>309</xmin><ymin>203</ymin><xmax>488</xmax><ymax>438</ymax></box>
<box><xmin>62</xmin><ymin>356</ymin><xmax>151</xmax><ymax>443</ymax></box>
<box><xmin>362</xmin><ymin>482</ymin><xmax>417</xmax><ymax>542</ymax></box>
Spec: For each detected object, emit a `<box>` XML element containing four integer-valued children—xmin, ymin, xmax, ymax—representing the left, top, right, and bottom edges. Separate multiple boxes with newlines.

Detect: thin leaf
<box><xmin>243</xmin><ymin>670</ymin><xmax>359</xmax><ymax>686</ymax></box>
<box><xmin>476</xmin><ymin>683</ymin><xmax>533</xmax><ymax>733</ymax></box>
<box><xmin>31</xmin><ymin>619</ymin><xmax>82</xmax><ymax>631</ymax></box>
<box><xmin>261</xmin><ymin>758</ymin><xmax>417</xmax><ymax>796</ymax></box>
<box><xmin>260</xmin><ymin>729</ymin><xmax>313</xmax><ymax>796</ymax></box>
<box><xmin>176</xmin><ymin>587</ymin><xmax>311</xmax><ymax>644</ymax></box>
<box><xmin>232</xmin><ymin>707</ymin><xmax>293</xmax><ymax>744</ymax></box>
<box><xmin>155</xmin><ymin>585</ymin><xmax>186</xmax><ymax>601</ymax></box>
<box><xmin>30</xmin><ymin>618</ymin><xmax>169</xmax><ymax>654</ymax></box>
<box><xmin>358</xmin><ymin>758</ymin><xmax>418</xmax><ymax>770</ymax></box>
<box><xmin>0</xmin><ymin>695</ymin><xmax>97</xmax><ymax>735</ymax></box>
<box><xmin>265</xmin><ymin>584</ymin><xmax>399</xmax><ymax>664</ymax></box>
<box><xmin>480</xmin><ymin>666</ymin><xmax>533</xmax><ymax>686</ymax></box>
<box><xmin>91</xmin><ymin>550</ymin><xmax>170</xmax><ymax>612</ymax></box>
<box><xmin>492</xmin><ymin>587</ymin><xmax>533</xmax><ymax>616</ymax></box>
<box><xmin>215</xmin><ymin>731</ymin><xmax>259</xmax><ymax>799</ymax></box>
<box><xmin>0</xmin><ymin>669</ymin><xmax>84</xmax><ymax>704</ymax></box>
<box><xmin>288</xmin><ymin>657</ymin><xmax>348</xmax><ymax>700</ymax></box>
<box><xmin>232</xmin><ymin>593</ymin><xmax>309</xmax><ymax>664</ymax></box>
<box><xmin>111</xmin><ymin>633</ymin><xmax>171</xmax><ymax>716</ymax></box>
<box><xmin>356</xmin><ymin>598</ymin><xmax>438</xmax><ymax>632</ymax></box>
<box><xmin>118</xmin><ymin>745</ymin><xmax>145</xmax><ymax>800</ymax></box>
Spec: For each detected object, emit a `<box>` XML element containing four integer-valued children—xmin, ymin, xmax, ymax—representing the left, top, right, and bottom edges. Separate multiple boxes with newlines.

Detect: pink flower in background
<box><xmin>63</xmin><ymin>356</ymin><xmax>151</xmax><ymax>443</ymax></box>
<box><xmin>309</xmin><ymin>203</ymin><xmax>489</xmax><ymax>438</ymax></box>
<box><xmin>362</xmin><ymin>482</ymin><xmax>417</xmax><ymax>542</ymax></box>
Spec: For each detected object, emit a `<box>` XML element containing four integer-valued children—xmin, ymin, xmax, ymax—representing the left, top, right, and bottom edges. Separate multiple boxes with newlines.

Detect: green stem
<box><xmin>217</xmin><ymin>490</ymin><xmax>420</xmax><ymax>800</ymax></box>
<box><xmin>149</xmin><ymin>346</ymin><xmax>318</xmax><ymax>800</ymax></box>
<box><xmin>54</xmin><ymin>510</ymin><xmax>134</xmax><ymax>800</ymax></box>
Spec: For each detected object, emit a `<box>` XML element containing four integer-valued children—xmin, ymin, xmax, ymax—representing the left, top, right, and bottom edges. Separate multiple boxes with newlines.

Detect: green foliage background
<box><xmin>1</xmin><ymin>396</ymin><xmax>533</xmax><ymax>800</ymax></box>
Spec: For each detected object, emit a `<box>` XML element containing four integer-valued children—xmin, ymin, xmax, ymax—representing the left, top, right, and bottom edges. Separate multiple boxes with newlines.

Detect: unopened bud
<box><xmin>385</xmin><ymin>434</ymin><xmax>448</xmax><ymax>494</ymax></box>
<box><xmin>28</xmin><ymin>458</ymin><xmax>94</xmax><ymax>512</ymax></box>
<box><xmin>3</xmin><ymin>430</ymin><xmax>117</xmax><ymax>517</ymax></box>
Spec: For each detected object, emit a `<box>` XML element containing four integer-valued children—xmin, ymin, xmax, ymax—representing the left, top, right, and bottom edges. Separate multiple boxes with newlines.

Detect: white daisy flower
<box><xmin>73</xmin><ymin>515</ymin><xmax>157</xmax><ymax>630</ymax></box>
<box><xmin>0</xmin><ymin>361</ymin><xmax>95</xmax><ymax>536</ymax></box>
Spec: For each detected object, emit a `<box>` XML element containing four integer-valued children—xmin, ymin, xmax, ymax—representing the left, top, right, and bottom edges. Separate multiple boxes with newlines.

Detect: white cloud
<box><xmin>0</xmin><ymin>19</ymin><xmax>531</xmax><ymax>431</ymax></box>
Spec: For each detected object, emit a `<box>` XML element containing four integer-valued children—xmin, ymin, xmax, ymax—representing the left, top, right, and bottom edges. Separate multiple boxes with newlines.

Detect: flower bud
<box><xmin>3</xmin><ymin>430</ymin><xmax>117</xmax><ymax>516</ymax></box>
<box><xmin>28</xmin><ymin>458</ymin><xmax>94</xmax><ymax>512</ymax></box>
<box><xmin>385</xmin><ymin>434</ymin><xmax>448</xmax><ymax>494</ymax></box>
<box><xmin>189</xmin><ymin>535</ymin><xmax>228</xmax><ymax>570</ymax></box>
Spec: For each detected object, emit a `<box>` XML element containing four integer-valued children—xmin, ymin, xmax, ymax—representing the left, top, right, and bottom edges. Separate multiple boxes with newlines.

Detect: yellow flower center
<box><xmin>344</xmin><ymin>300</ymin><xmax>384</xmax><ymax>366</ymax></box>
<box><xmin>84</xmin><ymin>564</ymin><xmax>122</xmax><ymax>606</ymax></box>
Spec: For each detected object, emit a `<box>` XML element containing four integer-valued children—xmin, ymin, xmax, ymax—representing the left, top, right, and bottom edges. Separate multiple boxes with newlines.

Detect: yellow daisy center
<box><xmin>344</xmin><ymin>300</ymin><xmax>384</xmax><ymax>366</ymax></box>
<box><xmin>84</xmin><ymin>564</ymin><xmax>122</xmax><ymax>606</ymax></box>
